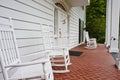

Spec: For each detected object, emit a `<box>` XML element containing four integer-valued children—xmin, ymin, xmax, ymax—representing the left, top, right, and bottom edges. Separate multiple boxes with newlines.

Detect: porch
<box><xmin>0</xmin><ymin>0</ymin><xmax>120</xmax><ymax>80</ymax></box>
<box><xmin>54</xmin><ymin>44</ymin><xmax>120</xmax><ymax>80</ymax></box>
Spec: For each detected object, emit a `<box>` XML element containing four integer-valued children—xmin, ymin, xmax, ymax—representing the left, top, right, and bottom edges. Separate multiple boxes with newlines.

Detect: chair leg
<box><xmin>64</xmin><ymin>55</ymin><xmax>68</xmax><ymax>70</ymax></box>
<box><xmin>67</xmin><ymin>55</ymin><xmax>72</xmax><ymax>65</ymax></box>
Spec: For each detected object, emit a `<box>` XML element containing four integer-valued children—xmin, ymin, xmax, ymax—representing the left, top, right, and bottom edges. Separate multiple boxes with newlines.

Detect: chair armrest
<box><xmin>5</xmin><ymin>59</ymin><xmax>49</xmax><ymax>68</ymax></box>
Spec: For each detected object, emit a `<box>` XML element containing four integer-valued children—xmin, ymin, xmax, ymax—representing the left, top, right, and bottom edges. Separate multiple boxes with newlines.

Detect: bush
<box><xmin>86</xmin><ymin>0</ymin><xmax>106</xmax><ymax>43</ymax></box>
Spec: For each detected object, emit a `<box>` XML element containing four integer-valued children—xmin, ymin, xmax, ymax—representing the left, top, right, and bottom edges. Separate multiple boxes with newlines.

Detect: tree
<box><xmin>86</xmin><ymin>0</ymin><xmax>106</xmax><ymax>43</ymax></box>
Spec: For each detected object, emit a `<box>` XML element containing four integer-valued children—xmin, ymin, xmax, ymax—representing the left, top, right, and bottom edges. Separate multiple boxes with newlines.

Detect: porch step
<box><xmin>53</xmin><ymin>70</ymin><xmax>70</xmax><ymax>73</ymax></box>
<box><xmin>52</xmin><ymin>63</ymin><xmax>67</xmax><ymax>66</ymax></box>
<box><xmin>51</xmin><ymin>60</ymin><xmax>64</xmax><ymax>62</ymax></box>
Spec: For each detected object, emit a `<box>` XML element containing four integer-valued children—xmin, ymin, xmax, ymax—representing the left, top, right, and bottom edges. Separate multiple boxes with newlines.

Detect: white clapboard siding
<box><xmin>69</xmin><ymin>7</ymin><xmax>85</xmax><ymax>48</ymax></box>
<box><xmin>45</xmin><ymin>0</ymin><xmax>54</xmax><ymax>5</ymax></box>
<box><xmin>0</xmin><ymin>7</ymin><xmax>52</xmax><ymax>25</ymax></box>
<box><xmin>12</xmin><ymin>20</ymin><xmax>41</xmax><ymax>30</ymax></box>
<box><xmin>16</xmin><ymin>0</ymin><xmax>54</xmax><ymax>15</ymax></box>
<box><xmin>0</xmin><ymin>0</ymin><xmax>53</xmax><ymax>21</ymax></box>
<box><xmin>21</xmin><ymin>51</ymin><xmax>45</xmax><ymax>62</ymax></box>
<box><xmin>19</xmin><ymin>44</ymin><xmax>44</xmax><ymax>56</ymax></box>
<box><xmin>33</xmin><ymin>0</ymin><xmax>54</xmax><ymax>11</ymax></box>
<box><xmin>0</xmin><ymin>1</ymin><xmax>54</xmax><ymax>25</ymax></box>
<box><xmin>17</xmin><ymin>38</ymin><xmax>43</xmax><ymax>48</ymax></box>
<box><xmin>14</xmin><ymin>30</ymin><xmax>42</xmax><ymax>38</ymax></box>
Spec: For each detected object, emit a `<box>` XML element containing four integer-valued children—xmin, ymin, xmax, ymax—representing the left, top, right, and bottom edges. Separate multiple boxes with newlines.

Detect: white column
<box><xmin>105</xmin><ymin>0</ymin><xmax>112</xmax><ymax>47</ymax></box>
<box><xmin>109</xmin><ymin>0</ymin><xmax>119</xmax><ymax>52</ymax></box>
<box><xmin>105</xmin><ymin>0</ymin><xmax>108</xmax><ymax>45</ymax></box>
<box><xmin>83</xmin><ymin>6</ymin><xmax>86</xmax><ymax>43</ymax></box>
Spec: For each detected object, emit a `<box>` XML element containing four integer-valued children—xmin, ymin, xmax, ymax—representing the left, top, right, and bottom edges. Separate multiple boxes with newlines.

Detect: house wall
<box><xmin>69</xmin><ymin>7</ymin><xmax>85</xmax><ymax>48</ymax></box>
<box><xmin>0</xmin><ymin>0</ymin><xmax>86</xmax><ymax>79</ymax></box>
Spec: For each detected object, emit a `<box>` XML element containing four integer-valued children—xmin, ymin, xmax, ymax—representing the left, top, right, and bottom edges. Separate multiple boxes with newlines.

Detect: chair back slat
<box><xmin>1</xmin><ymin>31</ymin><xmax>10</xmax><ymax>65</ymax></box>
<box><xmin>85</xmin><ymin>31</ymin><xmax>90</xmax><ymax>42</ymax></box>
<box><xmin>0</xmin><ymin>19</ymin><xmax>20</xmax><ymax>67</ymax></box>
<box><xmin>6</xmin><ymin>31</ymin><xmax>15</xmax><ymax>63</ymax></box>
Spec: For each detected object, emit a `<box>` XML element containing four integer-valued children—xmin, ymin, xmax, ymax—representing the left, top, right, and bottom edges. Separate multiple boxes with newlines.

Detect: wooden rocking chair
<box><xmin>84</xmin><ymin>31</ymin><xmax>97</xmax><ymax>49</ymax></box>
<box><xmin>0</xmin><ymin>18</ymin><xmax>54</xmax><ymax>80</ymax></box>
<box><xmin>41</xmin><ymin>24</ymin><xmax>71</xmax><ymax>73</ymax></box>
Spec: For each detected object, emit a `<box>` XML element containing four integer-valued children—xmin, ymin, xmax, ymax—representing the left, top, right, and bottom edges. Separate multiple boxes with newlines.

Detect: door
<box><xmin>79</xmin><ymin>19</ymin><xmax>81</xmax><ymax>43</ymax></box>
<box><xmin>54</xmin><ymin>10</ymin><xmax>68</xmax><ymax>47</ymax></box>
<box><xmin>79</xmin><ymin>19</ymin><xmax>84</xmax><ymax>43</ymax></box>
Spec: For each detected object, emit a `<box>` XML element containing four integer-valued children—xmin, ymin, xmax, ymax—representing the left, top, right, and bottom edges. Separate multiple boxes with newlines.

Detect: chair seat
<box><xmin>9</xmin><ymin>64</ymin><xmax>45</xmax><ymax>80</ymax></box>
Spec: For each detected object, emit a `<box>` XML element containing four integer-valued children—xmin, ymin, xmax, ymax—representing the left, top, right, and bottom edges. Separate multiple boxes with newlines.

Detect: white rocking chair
<box><xmin>85</xmin><ymin>31</ymin><xmax>97</xmax><ymax>49</ymax></box>
<box><xmin>0</xmin><ymin>18</ymin><xmax>54</xmax><ymax>80</ymax></box>
<box><xmin>41</xmin><ymin>24</ymin><xmax>71</xmax><ymax>73</ymax></box>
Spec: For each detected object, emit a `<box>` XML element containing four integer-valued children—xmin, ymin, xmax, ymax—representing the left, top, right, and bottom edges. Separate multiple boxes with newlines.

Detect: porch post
<box><xmin>105</xmin><ymin>0</ymin><xmax>112</xmax><ymax>47</ymax></box>
<box><xmin>83</xmin><ymin>6</ymin><xmax>86</xmax><ymax>43</ymax></box>
<box><xmin>109</xmin><ymin>0</ymin><xmax>119</xmax><ymax>52</ymax></box>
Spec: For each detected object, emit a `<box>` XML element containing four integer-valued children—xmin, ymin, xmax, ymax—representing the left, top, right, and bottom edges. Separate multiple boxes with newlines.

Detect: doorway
<box><xmin>54</xmin><ymin>5</ymin><xmax>69</xmax><ymax>47</ymax></box>
<box><xmin>79</xmin><ymin>19</ymin><xmax>84</xmax><ymax>43</ymax></box>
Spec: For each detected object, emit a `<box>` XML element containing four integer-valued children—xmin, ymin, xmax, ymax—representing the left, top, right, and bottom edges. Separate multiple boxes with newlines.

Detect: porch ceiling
<box><xmin>66</xmin><ymin>0</ymin><xmax>90</xmax><ymax>6</ymax></box>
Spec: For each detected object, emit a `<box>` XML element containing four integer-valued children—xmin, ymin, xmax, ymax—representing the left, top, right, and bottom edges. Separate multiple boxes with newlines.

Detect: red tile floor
<box><xmin>54</xmin><ymin>44</ymin><xmax>120</xmax><ymax>80</ymax></box>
